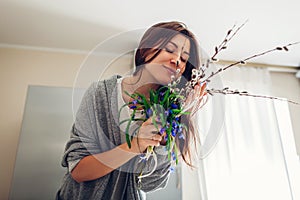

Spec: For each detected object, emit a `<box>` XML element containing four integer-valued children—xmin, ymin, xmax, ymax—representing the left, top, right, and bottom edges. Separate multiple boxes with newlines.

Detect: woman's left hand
<box><xmin>184</xmin><ymin>82</ymin><xmax>207</xmax><ymax>114</ymax></box>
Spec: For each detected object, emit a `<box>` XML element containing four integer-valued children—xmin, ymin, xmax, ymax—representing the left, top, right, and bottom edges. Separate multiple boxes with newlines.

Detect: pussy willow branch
<box><xmin>203</xmin><ymin>41</ymin><xmax>300</xmax><ymax>83</ymax></box>
<box><xmin>207</xmin><ymin>88</ymin><xmax>300</xmax><ymax>105</ymax></box>
<box><xmin>210</xmin><ymin>20</ymin><xmax>248</xmax><ymax>62</ymax></box>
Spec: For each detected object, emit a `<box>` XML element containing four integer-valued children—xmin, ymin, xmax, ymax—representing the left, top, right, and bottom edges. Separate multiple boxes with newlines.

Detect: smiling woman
<box><xmin>143</xmin><ymin>34</ymin><xmax>191</xmax><ymax>85</ymax></box>
<box><xmin>56</xmin><ymin>21</ymin><xmax>206</xmax><ymax>200</ymax></box>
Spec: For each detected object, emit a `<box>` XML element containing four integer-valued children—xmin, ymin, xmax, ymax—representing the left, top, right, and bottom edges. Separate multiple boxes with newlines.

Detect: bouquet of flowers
<box><xmin>119</xmin><ymin>70</ymin><xmax>204</xmax><ymax>181</ymax></box>
<box><xmin>119</xmin><ymin>68</ymin><xmax>203</xmax><ymax>155</ymax></box>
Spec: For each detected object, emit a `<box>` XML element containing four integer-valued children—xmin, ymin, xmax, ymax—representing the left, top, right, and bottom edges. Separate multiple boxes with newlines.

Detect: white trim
<box><xmin>268</xmin><ymin>67</ymin><xmax>298</xmax><ymax>73</ymax></box>
<box><xmin>0</xmin><ymin>43</ymin><xmax>136</xmax><ymax>58</ymax></box>
<box><xmin>0</xmin><ymin>43</ymin><xmax>90</xmax><ymax>54</ymax></box>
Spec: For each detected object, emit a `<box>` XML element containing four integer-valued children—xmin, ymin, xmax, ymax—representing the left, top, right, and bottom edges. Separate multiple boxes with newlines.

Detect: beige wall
<box><xmin>0</xmin><ymin>47</ymin><xmax>299</xmax><ymax>199</ymax></box>
<box><xmin>0</xmin><ymin>48</ymin><xmax>84</xmax><ymax>199</ymax></box>
<box><xmin>0</xmin><ymin>47</ymin><xmax>133</xmax><ymax>199</ymax></box>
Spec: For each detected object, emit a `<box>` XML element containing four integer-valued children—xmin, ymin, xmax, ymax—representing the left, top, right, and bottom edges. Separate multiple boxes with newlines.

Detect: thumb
<box><xmin>143</xmin><ymin>117</ymin><xmax>153</xmax><ymax>126</ymax></box>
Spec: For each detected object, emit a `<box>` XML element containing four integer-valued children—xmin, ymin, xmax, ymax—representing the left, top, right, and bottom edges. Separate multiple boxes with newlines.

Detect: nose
<box><xmin>170</xmin><ymin>55</ymin><xmax>181</xmax><ymax>68</ymax></box>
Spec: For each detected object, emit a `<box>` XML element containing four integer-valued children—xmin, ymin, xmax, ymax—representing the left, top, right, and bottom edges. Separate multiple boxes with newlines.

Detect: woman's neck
<box><xmin>121</xmin><ymin>70</ymin><xmax>160</xmax><ymax>103</ymax></box>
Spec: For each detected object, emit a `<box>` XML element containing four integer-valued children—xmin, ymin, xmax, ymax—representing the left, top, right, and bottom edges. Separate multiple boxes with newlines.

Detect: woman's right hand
<box><xmin>131</xmin><ymin>118</ymin><xmax>163</xmax><ymax>154</ymax></box>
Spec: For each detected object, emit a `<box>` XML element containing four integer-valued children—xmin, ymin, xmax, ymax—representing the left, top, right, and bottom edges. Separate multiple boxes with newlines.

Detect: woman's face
<box><xmin>144</xmin><ymin>34</ymin><xmax>191</xmax><ymax>85</ymax></box>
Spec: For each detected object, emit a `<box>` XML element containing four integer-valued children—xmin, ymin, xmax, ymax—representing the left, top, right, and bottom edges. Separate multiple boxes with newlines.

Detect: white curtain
<box><xmin>185</xmin><ymin>66</ymin><xmax>300</xmax><ymax>200</ymax></box>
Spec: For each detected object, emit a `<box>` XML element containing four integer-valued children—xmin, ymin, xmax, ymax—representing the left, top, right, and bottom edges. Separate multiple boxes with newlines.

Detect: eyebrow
<box><xmin>169</xmin><ymin>41</ymin><xmax>190</xmax><ymax>55</ymax></box>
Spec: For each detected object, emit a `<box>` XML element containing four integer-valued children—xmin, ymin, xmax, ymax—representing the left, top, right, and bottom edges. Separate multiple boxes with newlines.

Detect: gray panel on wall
<box><xmin>9</xmin><ymin>85</ymin><xmax>84</xmax><ymax>200</ymax></box>
<box><xmin>9</xmin><ymin>85</ymin><xmax>181</xmax><ymax>199</ymax></box>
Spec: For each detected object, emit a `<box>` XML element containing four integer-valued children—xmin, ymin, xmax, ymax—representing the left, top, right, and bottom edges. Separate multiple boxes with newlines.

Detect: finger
<box><xmin>151</xmin><ymin>134</ymin><xmax>162</xmax><ymax>142</ymax></box>
<box><xmin>199</xmin><ymin>82</ymin><xmax>207</xmax><ymax>98</ymax></box>
<box><xmin>143</xmin><ymin>118</ymin><xmax>152</xmax><ymax>126</ymax></box>
<box><xmin>194</xmin><ymin>85</ymin><xmax>200</xmax><ymax>99</ymax></box>
<box><xmin>147</xmin><ymin>134</ymin><xmax>162</xmax><ymax>147</ymax></box>
<box><xmin>143</xmin><ymin>116</ymin><xmax>162</xmax><ymax>127</ymax></box>
<box><xmin>142</xmin><ymin>130</ymin><xmax>162</xmax><ymax>140</ymax></box>
<box><xmin>185</xmin><ymin>88</ymin><xmax>194</xmax><ymax>104</ymax></box>
<box><xmin>147</xmin><ymin>139</ymin><xmax>160</xmax><ymax>147</ymax></box>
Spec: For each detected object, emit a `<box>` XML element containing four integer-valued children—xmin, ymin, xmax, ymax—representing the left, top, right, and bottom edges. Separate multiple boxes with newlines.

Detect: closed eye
<box><xmin>181</xmin><ymin>57</ymin><xmax>188</xmax><ymax>63</ymax></box>
<box><xmin>165</xmin><ymin>47</ymin><xmax>174</xmax><ymax>53</ymax></box>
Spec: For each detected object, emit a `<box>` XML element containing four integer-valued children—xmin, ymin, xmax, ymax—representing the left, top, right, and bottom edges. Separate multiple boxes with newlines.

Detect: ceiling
<box><xmin>1</xmin><ymin>0</ymin><xmax>300</xmax><ymax>67</ymax></box>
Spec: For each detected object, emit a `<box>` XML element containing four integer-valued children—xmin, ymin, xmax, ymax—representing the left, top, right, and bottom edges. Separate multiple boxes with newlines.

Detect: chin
<box><xmin>157</xmin><ymin>76</ymin><xmax>172</xmax><ymax>86</ymax></box>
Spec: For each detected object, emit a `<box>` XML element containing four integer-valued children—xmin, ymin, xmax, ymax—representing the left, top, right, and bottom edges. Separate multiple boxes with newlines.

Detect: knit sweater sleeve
<box><xmin>61</xmin><ymin>82</ymin><xmax>105</xmax><ymax>170</ymax></box>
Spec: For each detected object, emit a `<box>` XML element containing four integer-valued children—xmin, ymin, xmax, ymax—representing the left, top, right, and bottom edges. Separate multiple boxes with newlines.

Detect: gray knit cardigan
<box><xmin>56</xmin><ymin>75</ymin><xmax>171</xmax><ymax>200</ymax></box>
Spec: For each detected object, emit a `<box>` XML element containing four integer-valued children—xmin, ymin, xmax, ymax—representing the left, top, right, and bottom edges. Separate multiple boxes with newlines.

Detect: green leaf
<box><xmin>150</xmin><ymin>90</ymin><xmax>155</xmax><ymax>103</ymax></box>
<box><xmin>118</xmin><ymin>102</ymin><xmax>130</xmax><ymax>121</ymax></box>
<box><xmin>154</xmin><ymin>91</ymin><xmax>159</xmax><ymax>104</ymax></box>
<box><xmin>119</xmin><ymin>118</ymin><xmax>131</xmax><ymax>126</ymax></box>
<box><xmin>138</xmin><ymin>94</ymin><xmax>150</xmax><ymax>110</ymax></box>
<box><xmin>125</xmin><ymin>109</ymin><xmax>136</xmax><ymax>148</ymax></box>
<box><xmin>126</xmin><ymin>133</ymin><xmax>131</xmax><ymax>148</ymax></box>
<box><xmin>161</xmin><ymin>89</ymin><xmax>170</xmax><ymax>105</ymax></box>
<box><xmin>159</xmin><ymin>113</ymin><xmax>166</xmax><ymax>127</ymax></box>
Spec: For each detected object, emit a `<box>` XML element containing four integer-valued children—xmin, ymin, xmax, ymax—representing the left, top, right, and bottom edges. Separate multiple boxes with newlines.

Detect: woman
<box><xmin>56</xmin><ymin>21</ymin><xmax>206</xmax><ymax>200</ymax></box>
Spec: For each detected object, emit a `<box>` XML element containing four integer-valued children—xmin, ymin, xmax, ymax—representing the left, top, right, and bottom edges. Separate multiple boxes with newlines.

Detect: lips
<box><xmin>163</xmin><ymin>65</ymin><xmax>176</xmax><ymax>76</ymax></box>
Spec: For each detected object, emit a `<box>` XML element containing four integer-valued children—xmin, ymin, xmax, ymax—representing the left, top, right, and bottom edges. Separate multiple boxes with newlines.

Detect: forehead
<box><xmin>168</xmin><ymin>34</ymin><xmax>191</xmax><ymax>51</ymax></box>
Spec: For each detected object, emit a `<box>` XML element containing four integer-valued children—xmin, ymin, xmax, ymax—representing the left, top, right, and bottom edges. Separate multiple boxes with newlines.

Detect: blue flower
<box><xmin>164</xmin><ymin>110</ymin><xmax>169</xmax><ymax>116</ymax></box>
<box><xmin>132</xmin><ymin>99</ymin><xmax>138</xmax><ymax>104</ymax></box>
<box><xmin>129</xmin><ymin>99</ymin><xmax>138</xmax><ymax>109</ymax></box>
<box><xmin>171</xmin><ymin>129</ymin><xmax>176</xmax><ymax>137</ymax></box>
<box><xmin>171</xmin><ymin>103</ymin><xmax>178</xmax><ymax>109</ymax></box>
<box><xmin>159</xmin><ymin>92</ymin><xmax>165</xmax><ymax>100</ymax></box>
<box><xmin>179</xmin><ymin>133</ymin><xmax>185</xmax><ymax>140</ymax></box>
<box><xmin>159</xmin><ymin>127</ymin><xmax>166</xmax><ymax>134</ymax></box>
<box><xmin>178</xmin><ymin>125</ymin><xmax>183</xmax><ymax>133</ymax></box>
<box><xmin>130</xmin><ymin>105</ymin><xmax>137</xmax><ymax>109</ymax></box>
<box><xmin>169</xmin><ymin>166</ymin><xmax>175</xmax><ymax>173</ymax></box>
<box><xmin>146</xmin><ymin>108</ymin><xmax>153</xmax><ymax>118</ymax></box>
<box><xmin>172</xmin><ymin>121</ymin><xmax>178</xmax><ymax>129</ymax></box>
<box><xmin>171</xmin><ymin>152</ymin><xmax>176</xmax><ymax>160</ymax></box>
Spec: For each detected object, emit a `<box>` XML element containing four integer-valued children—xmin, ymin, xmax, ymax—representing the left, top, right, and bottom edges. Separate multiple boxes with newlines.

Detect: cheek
<box><xmin>145</xmin><ymin>63</ymin><xmax>163</xmax><ymax>74</ymax></box>
<box><xmin>180</xmin><ymin>65</ymin><xmax>186</xmax><ymax>74</ymax></box>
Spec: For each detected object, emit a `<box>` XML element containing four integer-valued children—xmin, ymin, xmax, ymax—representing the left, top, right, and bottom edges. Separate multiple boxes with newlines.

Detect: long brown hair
<box><xmin>135</xmin><ymin>21</ymin><xmax>201</xmax><ymax>167</ymax></box>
